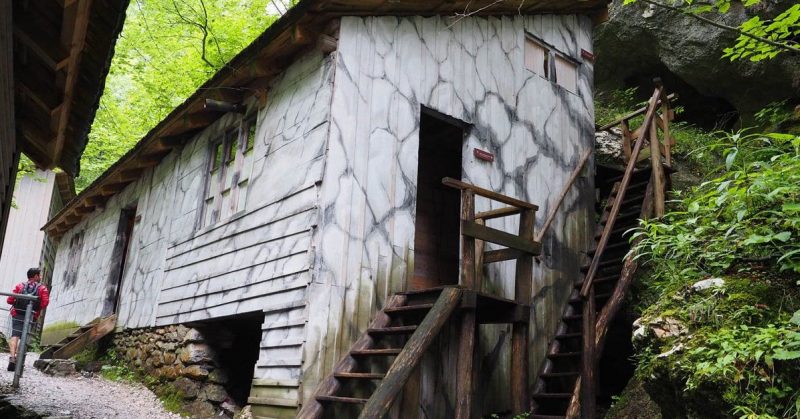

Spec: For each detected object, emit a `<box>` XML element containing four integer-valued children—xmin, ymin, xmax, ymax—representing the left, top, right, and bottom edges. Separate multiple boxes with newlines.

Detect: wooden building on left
<box><xmin>0</xmin><ymin>0</ymin><xmax>128</xmax><ymax>256</ymax></box>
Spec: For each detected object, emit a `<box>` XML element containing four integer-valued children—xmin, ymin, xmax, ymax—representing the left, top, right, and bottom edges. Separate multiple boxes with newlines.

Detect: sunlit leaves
<box><xmin>80</xmin><ymin>0</ymin><xmax>279</xmax><ymax>191</ymax></box>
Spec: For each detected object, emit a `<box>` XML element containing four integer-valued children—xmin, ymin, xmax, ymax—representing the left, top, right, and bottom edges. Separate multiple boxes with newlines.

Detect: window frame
<box><xmin>524</xmin><ymin>33</ymin><xmax>581</xmax><ymax>95</ymax></box>
<box><xmin>201</xmin><ymin>114</ymin><xmax>258</xmax><ymax>228</ymax></box>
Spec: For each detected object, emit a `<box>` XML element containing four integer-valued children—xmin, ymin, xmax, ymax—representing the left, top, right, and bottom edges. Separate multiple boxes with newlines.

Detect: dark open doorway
<box><xmin>412</xmin><ymin>109</ymin><xmax>465</xmax><ymax>290</ymax></box>
<box><xmin>103</xmin><ymin>205</ymin><xmax>137</xmax><ymax>316</ymax></box>
<box><xmin>193</xmin><ymin>311</ymin><xmax>265</xmax><ymax>407</ymax></box>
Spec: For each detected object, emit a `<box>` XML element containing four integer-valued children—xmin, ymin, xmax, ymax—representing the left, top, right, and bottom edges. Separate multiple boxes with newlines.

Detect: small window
<box><xmin>525</xmin><ymin>34</ymin><xmax>579</xmax><ymax>95</ymax></box>
<box><xmin>244</xmin><ymin>117</ymin><xmax>256</xmax><ymax>153</ymax></box>
<box><xmin>211</xmin><ymin>142</ymin><xmax>223</xmax><ymax>172</ymax></box>
<box><xmin>525</xmin><ymin>37</ymin><xmax>549</xmax><ymax>79</ymax></box>
<box><xmin>201</xmin><ymin>114</ymin><xmax>259</xmax><ymax>227</ymax></box>
<box><xmin>63</xmin><ymin>230</ymin><xmax>84</xmax><ymax>288</ymax></box>
<box><xmin>555</xmin><ymin>55</ymin><xmax>578</xmax><ymax>93</ymax></box>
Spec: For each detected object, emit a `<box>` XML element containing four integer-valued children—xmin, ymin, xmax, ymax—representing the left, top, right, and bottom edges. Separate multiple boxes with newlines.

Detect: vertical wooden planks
<box><xmin>511</xmin><ymin>208</ymin><xmax>535</xmax><ymax>413</ymax></box>
<box><xmin>456</xmin><ymin>190</ymin><xmax>476</xmax><ymax>419</ymax></box>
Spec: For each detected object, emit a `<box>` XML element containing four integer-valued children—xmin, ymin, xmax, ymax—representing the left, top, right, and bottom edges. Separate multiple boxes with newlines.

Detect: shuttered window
<box><xmin>201</xmin><ymin>115</ymin><xmax>258</xmax><ymax>227</ymax></box>
<box><xmin>525</xmin><ymin>34</ymin><xmax>579</xmax><ymax>95</ymax></box>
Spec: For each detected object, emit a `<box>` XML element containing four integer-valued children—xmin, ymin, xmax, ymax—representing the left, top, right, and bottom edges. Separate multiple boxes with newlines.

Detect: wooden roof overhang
<box><xmin>13</xmin><ymin>0</ymin><xmax>130</xmax><ymax>177</ymax></box>
<box><xmin>43</xmin><ymin>0</ymin><xmax>607</xmax><ymax>238</ymax></box>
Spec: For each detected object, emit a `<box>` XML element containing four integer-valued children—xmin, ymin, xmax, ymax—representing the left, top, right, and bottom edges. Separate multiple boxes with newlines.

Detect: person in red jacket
<box><xmin>6</xmin><ymin>268</ymin><xmax>49</xmax><ymax>371</ymax></box>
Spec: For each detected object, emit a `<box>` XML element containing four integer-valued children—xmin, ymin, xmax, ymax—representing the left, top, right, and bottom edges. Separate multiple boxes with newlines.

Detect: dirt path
<box><xmin>0</xmin><ymin>352</ymin><xmax>181</xmax><ymax>418</ymax></box>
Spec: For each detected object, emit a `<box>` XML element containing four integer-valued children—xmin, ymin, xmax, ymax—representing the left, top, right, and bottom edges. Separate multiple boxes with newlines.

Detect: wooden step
<box><xmin>595</xmin><ymin>223</ymin><xmax>639</xmax><ymax>240</ymax></box>
<box><xmin>588</xmin><ymin>241</ymin><xmax>630</xmax><ymax>256</ymax></box>
<box><xmin>569</xmin><ymin>292</ymin><xmax>611</xmax><ymax>304</ymax></box>
<box><xmin>350</xmin><ymin>348</ymin><xmax>402</xmax><ymax>357</ymax></box>
<box><xmin>573</xmin><ymin>275</ymin><xmax>618</xmax><ymax>289</ymax></box>
<box><xmin>367</xmin><ymin>326</ymin><xmax>417</xmax><ymax>335</ymax></box>
<box><xmin>384</xmin><ymin>303</ymin><xmax>433</xmax><ymax>314</ymax></box>
<box><xmin>554</xmin><ymin>333</ymin><xmax>582</xmax><ymax>340</ymax></box>
<box><xmin>547</xmin><ymin>351</ymin><xmax>581</xmax><ymax>359</ymax></box>
<box><xmin>541</xmin><ymin>371</ymin><xmax>579</xmax><ymax>378</ymax></box>
<box><xmin>316</xmin><ymin>395</ymin><xmax>368</xmax><ymax>404</ymax></box>
<box><xmin>396</xmin><ymin>286</ymin><xmax>452</xmax><ymax>295</ymax></box>
<box><xmin>334</xmin><ymin>372</ymin><xmax>385</xmax><ymax>380</ymax></box>
<box><xmin>580</xmin><ymin>259</ymin><xmax>622</xmax><ymax>273</ymax></box>
<box><xmin>532</xmin><ymin>393</ymin><xmax>573</xmax><ymax>400</ymax></box>
<box><xmin>604</xmin><ymin>194</ymin><xmax>645</xmax><ymax>210</ymax></box>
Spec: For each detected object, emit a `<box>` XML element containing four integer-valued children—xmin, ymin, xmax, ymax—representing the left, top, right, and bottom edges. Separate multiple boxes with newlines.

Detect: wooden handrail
<box><xmin>359</xmin><ymin>288</ymin><xmax>463</xmax><ymax>418</ymax></box>
<box><xmin>476</xmin><ymin>206</ymin><xmax>523</xmax><ymax>220</ymax></box>
<box><xmin>596</xmin><ymin>93</ymin><xmax>676</xmax><ymax>132</ymax></box>
<box><xmin>580</xmin><ymin>86</ymin><xmax>663</xmax><ymax>298</ymax></box>
<box><xmin>535</xmin><ymin>149</ymin><xmax>592</xmax><ymax>243</ymax></box>
<box><xmin>442</xmin><ymin>177</ymin><xmax>538</xmax><ymax>210</ymax></box>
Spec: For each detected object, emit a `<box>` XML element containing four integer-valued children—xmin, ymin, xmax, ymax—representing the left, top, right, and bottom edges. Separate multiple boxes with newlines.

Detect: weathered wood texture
<box><xmin>0</xmin><ymin>4</ymin><xmax>18</xmax><ymax>260</ymax></box>
<box><xmin>50</xmin><ymin>314</ymin><xmax>117</xmax><ymax>360</ymax></box>
<box><xmin>305</xmin><ymin>15</ymin><xmax>596</xmax><ymax>417</ymax></box>
<box><xmin>0</xmin><ymin>170</ymin><xmax>56</xmax><ymax>296</ymax></box>
<box><xmin>359</xmin><ymin>288</ymin><xmax>462</xmax><ymax>418</ymax></box>
<box><xmin>580</xmin><ymin>86</ymin><xmax>662</xmax><ymax>298</ymax></box>
<box><xmin>511</xmin><ymin>209</ymin><xmax>535</xmax><ymax>413</ymax></box>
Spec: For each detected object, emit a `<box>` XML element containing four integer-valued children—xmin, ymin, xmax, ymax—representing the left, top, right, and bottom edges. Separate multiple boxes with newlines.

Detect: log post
<box><xmin>580</xmin><ymin>287</ymin><xmax>596</xmax><ymax>419</ymax></box>
<box><xmin>456</xmin><ymin>190</ymin><xmax>477</xmax><ymax>419</ymax></box>
<box><xmin>649</xmin><ymin>121</ymin><xmax>666</xmax><ymax>217</ymax></box>
<box><xmin>511</xmin><ymin>209</ymin><xmax>535</xmax><ymax>413</ymax></box>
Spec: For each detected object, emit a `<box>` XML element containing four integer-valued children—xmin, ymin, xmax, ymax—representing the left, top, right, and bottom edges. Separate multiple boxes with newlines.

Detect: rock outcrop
<box><xmin>595</xmin><ymin>0</ymin><xmax>800</xmax><ymax>123</ymax></box>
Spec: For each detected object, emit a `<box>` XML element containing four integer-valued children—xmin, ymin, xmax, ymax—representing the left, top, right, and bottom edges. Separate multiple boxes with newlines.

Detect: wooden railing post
<box><xmin>511</xmin><ymin>208</ymin><xmax>535</xmax><ymax>414</ymax></box>
<box><xmin>648</xmin><ymin>120</ymin><xmax>666</xmax><ymax>217</ymax></box>
<box><xmin>456</xmin><ymin>190</ymin><xmax>477</xmax><ymax>419</ymax></box>
<box><xmin>580</xmin><ymin>287</ymin><xmax>596</xmax><ymax>419</ymax></box>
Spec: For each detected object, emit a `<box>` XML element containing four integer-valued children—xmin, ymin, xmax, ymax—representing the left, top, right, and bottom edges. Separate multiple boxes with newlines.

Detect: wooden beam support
<box><xmin>443</xmin><ymin>177</ymin><xmax>538</xmax><ymax>210</ymax></box>
<box><xmin>461</xmin><ymin>221</ymin><xmax>541</xmax><ymax>256</ymax></box>
<box><xmin>511</xmin><ymin>209</ymin><xmax>535</xmax><ymax>414</ymax></box>
<box><xmin>162</xmin><ymin>111</ymin><xmax>221</xmax><ymax>137</ymax></box>
<box><xmin>475</xmin><ymin>206</ymin><xmax>523</xmax><ymax>221</ymax></box>
<box><xmin>51</xmin><ymin>0</ymin><xmax>93</xmax><ymax>171</ymax></box>
<box><xmin>12</xmin><ymin>27</ymin><xmax>70</xmax><ymax>71</ymax></box>
<box><xmin>456</xmin><ymin>190</ymin><xmax>477</xmax><ymax>419</ymax></box>
<box><xmin>483</xmin><ymin>248</ymin><xmax>525</xmax><ymax>264</ymax></box>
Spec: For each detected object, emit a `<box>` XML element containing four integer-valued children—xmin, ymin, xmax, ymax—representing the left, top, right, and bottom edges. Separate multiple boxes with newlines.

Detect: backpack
<box><xmin>13</xmin><ymin>282</ymin><xmax>41</xmax><ymax>313</ymax></box>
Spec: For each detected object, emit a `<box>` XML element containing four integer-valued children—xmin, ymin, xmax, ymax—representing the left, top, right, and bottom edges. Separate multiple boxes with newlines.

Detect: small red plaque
<box><xmin>473</xmin><ymin>148</ymin><xmax>494</xmax><ymax>162</ymax></box>
<box><xmin>581</xmin><ymin>49</ymin><xmax>595</xmax><ymax>63</ymax></box>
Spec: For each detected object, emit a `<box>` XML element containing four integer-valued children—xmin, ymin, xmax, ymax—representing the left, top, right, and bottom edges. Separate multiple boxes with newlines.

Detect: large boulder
<box><xmin>595</xmin><ymin>0</ymin><xmax>800</xmax><ymax>123</ymax></box>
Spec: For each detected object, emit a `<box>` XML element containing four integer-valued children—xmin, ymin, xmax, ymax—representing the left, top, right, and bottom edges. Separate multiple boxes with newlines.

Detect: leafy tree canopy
<box><xmin>77</xmin><ymin>0</ymin><xmax>278</xmax><ymax>191</ymax></box>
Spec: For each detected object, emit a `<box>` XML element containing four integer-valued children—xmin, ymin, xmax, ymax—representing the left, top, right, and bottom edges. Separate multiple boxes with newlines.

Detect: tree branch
<box><xmin>640</xmin><ymin>0</ymin><xmax>800</xmax><ymax>55</ymax></box>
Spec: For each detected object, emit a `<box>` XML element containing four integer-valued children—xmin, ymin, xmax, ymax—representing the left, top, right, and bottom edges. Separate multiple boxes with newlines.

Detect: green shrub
<box><xmin>630</xmin><ymin>130</ymin><xmax>800</xmax><ymax>417</ymax></box>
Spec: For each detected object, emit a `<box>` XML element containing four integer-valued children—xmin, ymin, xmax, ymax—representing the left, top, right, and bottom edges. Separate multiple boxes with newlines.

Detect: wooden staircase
<box><xmin>531</xmin><ymin>170</ymin><xmax>653</xmax><ymax>417</ymax></box>
<box><xmin>298</xmin><ymin>287</ymin><xmax>462</xmax><ymax>418</ymax></box>
<box><xmin>531</xmin><ymin>81</ymin><xmax>675</xmax><ymax>419</ymax></box>
<box><xmin>39</xmin><ymin>314</ymin><xmax>117</xmax><ymax>359</ymax></box>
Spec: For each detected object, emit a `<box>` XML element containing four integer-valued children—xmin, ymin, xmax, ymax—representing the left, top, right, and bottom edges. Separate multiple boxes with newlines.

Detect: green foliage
<box><xmin>595</xmin><ymin>87</ymin><xmax>641</xmax><ymax>127</ymax></box>
<box><xmin>723</xmin><ymin>4</ymin><xmax>800</xmax><ymax>62</ymax></box>
<box><xmin>79</xmin><ymin>0</ymin><xmax>279</xmax><ymax>191</ymax></box>
<box><xmin>630</xmin><ymin>126</ymin><xmax>800</xmax><ymax>417</ymax></box>
<box><xmin>634</xmin><ymin>131</ymin><xmax>800</xmax><ymax>275</ymax></box>
<box><xmin>99</xmin><ymin>349</ymin><xmax>138</xmax><ymax>382</ymax></box>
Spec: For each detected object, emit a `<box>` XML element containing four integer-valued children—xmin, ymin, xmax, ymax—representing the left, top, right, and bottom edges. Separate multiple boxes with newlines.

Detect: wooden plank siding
<box><xmin>0</xmin><ymin>3</ymin><xmax>19</xmax><ymax>259</ymax></box>
<box><xmin>44</xmin><ymin>48</ymin><xmax>335</xmax><ymax>417</ymax></box>
<box><xmin>303</xmin><ymin>14</ymin><xmax>595</xmax><ymax>417</ymax></box>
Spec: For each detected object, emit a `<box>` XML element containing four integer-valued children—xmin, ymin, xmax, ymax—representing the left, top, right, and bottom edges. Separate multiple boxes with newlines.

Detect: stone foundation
<box><xmin>112</xmin><ymin>325</ymin><xmax>236</xmax><ymax>417</ymax></box>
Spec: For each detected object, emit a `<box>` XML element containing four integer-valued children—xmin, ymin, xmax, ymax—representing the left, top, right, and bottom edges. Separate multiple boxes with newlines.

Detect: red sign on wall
<box><xmin>473</xmin><ymin>148</ymin><xmax>494</xmax><ymax>162</ymax></box>
<box><xmin>581</xmin><ymin>49</ymin><xmax>595</xmax><ymax>63</ymax></box>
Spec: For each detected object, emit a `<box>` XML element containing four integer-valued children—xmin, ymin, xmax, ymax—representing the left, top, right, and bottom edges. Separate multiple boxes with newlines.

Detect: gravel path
<box><xmin>0</xmin><ymin>352</ymin><xmax>182</xmax><ymax>418</ymax></box>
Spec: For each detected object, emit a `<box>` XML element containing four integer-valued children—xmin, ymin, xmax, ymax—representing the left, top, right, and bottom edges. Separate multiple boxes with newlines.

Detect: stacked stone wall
<box><xmin>112</xmin><ymin>325</ymin><xmax>234</xmax><ymax>417</ymax></box>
